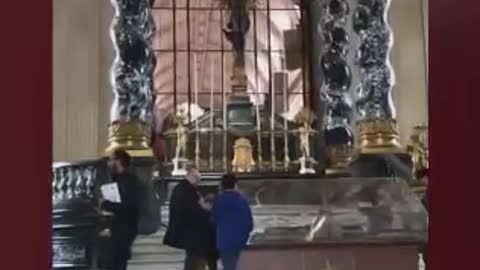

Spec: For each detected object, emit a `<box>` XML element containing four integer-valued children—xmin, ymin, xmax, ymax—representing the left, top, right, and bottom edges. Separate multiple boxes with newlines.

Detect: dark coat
<box><xmin>101</xmin><ymin>171</ymin><xmax>142</xmax><ymax>259</ymax></box>
<box><xmin>163</xmin><ymin>180</ymin><xmax>215</xmax><ymax>255</ymax></box>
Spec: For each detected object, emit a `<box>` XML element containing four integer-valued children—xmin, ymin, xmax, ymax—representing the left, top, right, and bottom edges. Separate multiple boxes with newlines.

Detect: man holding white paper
<box><xmin>100</xmin><ymin>149</ymin><xmax>142</xmax><ymax>270</ymax></box>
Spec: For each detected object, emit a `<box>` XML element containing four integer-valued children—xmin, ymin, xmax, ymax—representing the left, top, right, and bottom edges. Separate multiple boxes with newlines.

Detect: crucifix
<box><xmin>219</xmin><ymin>0</ymin><xmax>254</xmax><ymax>92</ymax></box>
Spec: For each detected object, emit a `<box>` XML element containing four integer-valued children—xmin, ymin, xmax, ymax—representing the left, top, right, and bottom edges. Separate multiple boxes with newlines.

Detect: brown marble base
<box><xmin>239</xmin><ymin>245</ymin><xmax>418</xmax><ymax>270</ymax></box>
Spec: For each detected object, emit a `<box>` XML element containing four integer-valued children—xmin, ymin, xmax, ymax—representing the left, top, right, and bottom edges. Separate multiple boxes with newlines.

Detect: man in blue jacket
<box><xmin>211</xmin><ymin>174</ymin><xmax>254</xmax><ymax>270</ymax></box>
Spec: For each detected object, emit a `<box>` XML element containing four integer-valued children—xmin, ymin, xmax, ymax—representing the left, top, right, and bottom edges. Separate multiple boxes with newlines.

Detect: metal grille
<box><xmin>152</xmin><ymin>0</ymin><xmax>311</xmax><ymax>173</ymax></box>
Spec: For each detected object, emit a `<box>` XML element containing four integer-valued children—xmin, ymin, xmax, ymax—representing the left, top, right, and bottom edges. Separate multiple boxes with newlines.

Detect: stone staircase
<box><xmin>128</xmin><ymin>230</ymin><xmax>185</xmax><ymax>270</ymax></box>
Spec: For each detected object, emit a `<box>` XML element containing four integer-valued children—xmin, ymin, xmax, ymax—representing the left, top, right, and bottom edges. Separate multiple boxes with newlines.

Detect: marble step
<box><xmin>131</xmin><ymin>243</ymin><xmax>182</xmax><ymax>255</ymax></box>
<box><xmin>128</xmin><ymin>262</ymin><xmax>183</xmax><ymax>270</ymax></box>
<box><xmin>130</xmin><ymin>252</ymin><xmax>184</xmax><ymax>264</ymax></box>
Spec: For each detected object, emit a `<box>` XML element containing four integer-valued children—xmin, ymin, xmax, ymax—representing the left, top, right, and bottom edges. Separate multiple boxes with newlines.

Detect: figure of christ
<box><xmin>222</xmin><ymin>0</ymin><xmax>252</xmax><ymax>87</ymax></box>
<box><xmin>223</xmin><ymin>1</ymin><xmax>250</xmax><ymax>55</ymax></box>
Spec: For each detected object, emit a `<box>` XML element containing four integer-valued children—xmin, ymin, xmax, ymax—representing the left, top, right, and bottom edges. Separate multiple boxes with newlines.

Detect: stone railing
<box><xmin>52</xmin><ymin>159</ymin><xmax>109</xmax><ymax>270</ymax></box>
<box><xmin>52</xmin><ymin>162</ymin><xmax>98</xmax><ymax>203</ymax></box>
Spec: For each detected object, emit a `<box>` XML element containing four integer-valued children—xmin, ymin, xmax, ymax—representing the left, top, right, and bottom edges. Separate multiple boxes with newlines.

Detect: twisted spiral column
<box><xmin>320</xmin><ymin>0</ymin><xmax>354</xmax><ymax>174</ymax></box>
<box><xmin>105</xmin><ymin>0</ymin><xmax>156</xmax><ymax>156</ymax></box>
<box><xmin>353</xmin><ymin>0</ymin><xmax>402</xmax><ymax>153</ymax></box>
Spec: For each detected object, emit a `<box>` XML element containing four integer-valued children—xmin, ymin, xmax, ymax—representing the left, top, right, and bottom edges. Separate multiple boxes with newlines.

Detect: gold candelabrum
<box><xmin>105</xmin><ymin>119</ymin><xmax>152</xmax><ymax>157</ymax></box>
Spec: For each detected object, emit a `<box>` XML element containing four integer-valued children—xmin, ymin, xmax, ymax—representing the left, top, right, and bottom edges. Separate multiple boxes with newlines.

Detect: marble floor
<box><xmin>128</xmin><ymin>230</ymin><xmax>426</xmax><ymax>270</ymax></box>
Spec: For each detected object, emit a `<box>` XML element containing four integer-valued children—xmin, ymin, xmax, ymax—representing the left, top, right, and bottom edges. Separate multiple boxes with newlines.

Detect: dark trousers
<box><xmin>108</xmin><ymin>233</ymin><xmax>136</xmax><ymax>270</ymax></box>
<box><xmin>109</xmin><ymin>257</ymin><xmax>127</xmax><ymax>270</ymax></box>
<box><xmin>220</xmin><ymin>251</ymin><xmax>240</xmax><ymax>270</ymax></box>
<box><xmin>184</xmin><ymin>250</ymin><xmax>217</xmax><ymax>270</ymax></box>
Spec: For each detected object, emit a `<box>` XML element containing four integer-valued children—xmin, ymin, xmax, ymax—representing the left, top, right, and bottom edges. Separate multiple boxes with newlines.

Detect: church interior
<box><xmin>52</xmin><ymin>0</ymin><xmax>428</xmax><ymax>269</ymax></box>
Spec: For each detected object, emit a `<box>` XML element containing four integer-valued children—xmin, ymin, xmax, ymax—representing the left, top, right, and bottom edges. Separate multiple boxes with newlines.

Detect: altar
<box><xmin>159</xmin><ymin>177</ymin><xmax>427</xmax><ymax>270</ymax></box>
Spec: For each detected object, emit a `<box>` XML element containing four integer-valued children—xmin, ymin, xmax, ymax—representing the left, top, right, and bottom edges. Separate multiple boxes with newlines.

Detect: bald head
<box><xmin>186</xmin><ymin>168</ymin><xmax>201</xmax><ymax>186</ymax></box>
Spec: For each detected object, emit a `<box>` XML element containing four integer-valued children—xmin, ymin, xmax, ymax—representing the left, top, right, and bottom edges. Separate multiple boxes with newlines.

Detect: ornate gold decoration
<box><xmin>326</xmin><ymin>144</ymin><xmax>353</xmax><ymax>175</ymax></box>
<box><xmin>357</xmin><ymin>118</ymin><xmax>403</xmax><ymax>154</ymax></box>
<box><xmin>105</xmin><ymin>119</ymin><xmax>152</xmax><ymax>156</ymax></box>
<box><xmin>406</xmin><ymin>124</ymin><xmax>428</xmax><ymax>183</ymax></box>
<box><xmin>232</xmin><ymin>137</ymin><xmax>255</xmax><ymax>173</ymax></box>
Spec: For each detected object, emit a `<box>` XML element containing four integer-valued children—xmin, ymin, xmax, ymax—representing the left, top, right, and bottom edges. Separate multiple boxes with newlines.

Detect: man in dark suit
<box><xmin>101</xmin><ymin>149</ymin><xmax>142</xmax><ymax>270</ymax></box>
<box><xmin>164</xmin><ymin>169</ymin><xmax>217</xmax><ymax>270</ymax></box>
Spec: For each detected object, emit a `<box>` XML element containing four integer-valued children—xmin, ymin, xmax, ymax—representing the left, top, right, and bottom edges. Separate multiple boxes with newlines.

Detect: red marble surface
<box><xmin>239</xmin><ymin>245</ymin><xmax>418</xmax><ymax>270</ymax></box>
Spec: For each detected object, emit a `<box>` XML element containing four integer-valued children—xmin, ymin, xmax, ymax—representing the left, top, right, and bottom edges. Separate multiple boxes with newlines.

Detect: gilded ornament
<box><xmin>232</xmin><ymin>137</ymin><xmax>255</xmax><ymax>173</ymax></box>
<box><xmin>357</xmin><ymin>118</ymin><xmax>402</xmax><ymax>153</ymax></box>
<box><xmin>406</xmin><ymin>124</ymin><xmax>428</xmax><ymax>184</ymax></box>
<box><xmin>105</xmin><ymin>119</ymin><xmax>152</xmax><ymax>156</ymax></box>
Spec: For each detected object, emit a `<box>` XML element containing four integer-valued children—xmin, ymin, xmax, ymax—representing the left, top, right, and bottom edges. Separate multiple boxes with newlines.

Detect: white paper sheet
<box><xmin>101</xmin><ymin>183</ymin><xmax>121</xmax><ymax>203</ymax></box>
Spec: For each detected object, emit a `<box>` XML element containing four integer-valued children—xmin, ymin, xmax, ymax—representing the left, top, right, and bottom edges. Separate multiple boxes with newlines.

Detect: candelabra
<box><xmin>320</xmin><ymin>0</ymin><xmax>354</xmax><ymax>174</ymax></box>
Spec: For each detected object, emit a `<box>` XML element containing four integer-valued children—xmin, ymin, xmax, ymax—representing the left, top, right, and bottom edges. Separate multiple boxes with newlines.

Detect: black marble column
<box><xmin>352</xmin><ymin>0</ymin><xmax>402</xmax><ymax>153</ymax></box>
<box><xmin>320</xmin><ymin>0</ymin><xmax>354</xmax><ymax>175</ymax></box>
<box><xmin>350</xmin><ymin>0</ymin><xmax>411</xmax><ymax>178</ymax></box>
<box><xmin>106</xmin><ymin>0</ymin><xmax>156</xmax><ymax>156</ymax></box>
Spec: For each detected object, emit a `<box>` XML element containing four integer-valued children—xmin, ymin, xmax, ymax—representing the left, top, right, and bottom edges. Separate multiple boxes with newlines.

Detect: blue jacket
<box><xmin>211</xmin><ymin>190</ymin><xmax>254</xmax><ymax>252</ymax></box>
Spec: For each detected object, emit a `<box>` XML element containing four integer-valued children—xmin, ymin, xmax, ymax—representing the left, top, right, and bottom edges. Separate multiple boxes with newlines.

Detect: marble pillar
<box><xmin>320</xmin><ymin>0</ymin><xmax>355</xmax><ymax>174</ymax></box>
<box><xmin>105</xmin><ymin>0</ymin><xmax>156</xmax><ymax>156</ymax></box>
<box><xmin>353</xmin><ymin>0</ymin><xmax>402</xmax><ymax>153</ymax></box>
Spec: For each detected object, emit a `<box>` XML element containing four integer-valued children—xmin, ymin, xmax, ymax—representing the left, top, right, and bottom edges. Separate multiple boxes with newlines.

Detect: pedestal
<box><xmin>299</xmin><ymin>156</ymin><xmax>316</xmax><ymax>175</ymax></box>
<box><xmin>351</xmin><ymin>153</ymin><xmax>412</xmax><ymax>178</ymax></box>
<box><xmin>227</xmin><ymin>95</ymin><xmax>256</xmax><ymax>134</ymax></box>
<box><xmin>172</xmin><ymin>157</ymin><xmax>188</xmax><ymax>176</ymax></box>
<box><xmin>105</xmin><ymin>120</ymin><xmax>152</xmax><ymax>157</ymax></box>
